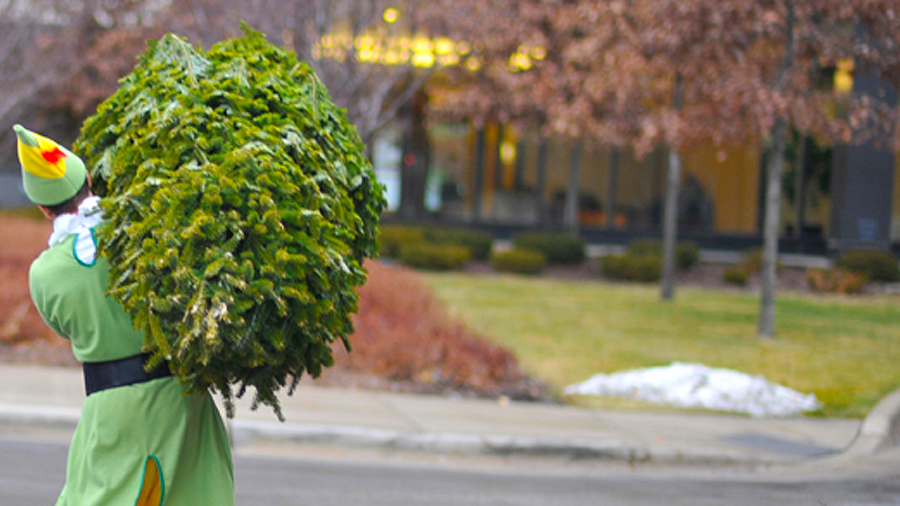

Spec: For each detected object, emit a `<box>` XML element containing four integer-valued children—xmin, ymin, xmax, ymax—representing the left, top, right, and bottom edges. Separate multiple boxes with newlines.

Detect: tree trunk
<box><xmin>758</xmin><ymin>0</ymin><xmax>795</xmax><ymax>338</ymax></box>
<box><xmin>794</xmin><ymin>136</ymin><xmax>808</xmax><ymax>239</ymax></box>
<box><xmin>536</xmin><ymin>138</ymin><xmax>548</xmax><ymax>226</ymax></box>
<box><xmin>472</xmin><ymin>128</ymin><xmax>486</xmax><ymax>221</ymax></box>
<box><xmin>514</xmin><ymin>139</ymin><xmax>527</xmax><ymax>189</ymax></box>
<box><xmin>660</xmin><ymin>148</ymin><xmax>682</xmax><ymax>300</ymax></box>
<box><xmin>564</xmin><ymin>141</ymin><xmax>583</xmax><ymax>233</ymax></box>
<box><xmin>660</xmin><ymin>76</ymin><xmax>684</xmax><ymax>301</ymax></box>
<box><xmin>398</xmin><ymin>90</ymin><xmax>430</xmax><ymax>220</ymax></box>
<box><xmin>606</xmin><ymin>146</ymin><xmax>620</xmax><ymax>228</ymax></box>
<box><xmin>758</xmin><ymin>118</ymin><xmax>788</xmax><ymax>338</ymax></box>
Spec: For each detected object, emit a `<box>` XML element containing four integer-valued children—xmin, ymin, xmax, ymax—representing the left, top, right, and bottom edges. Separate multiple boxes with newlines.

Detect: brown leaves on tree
<box><xmin>422</xmin><ymin>0</ymin><xmax>900</xmax><ymax>152</ymax></box>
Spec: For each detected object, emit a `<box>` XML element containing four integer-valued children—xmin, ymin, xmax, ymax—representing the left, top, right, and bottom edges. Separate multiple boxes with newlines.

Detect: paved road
<box><xmin>5</xmin><ymin>435</ymin><xmax>900</xmax><ymax>506</ymax></box>
<box><xmin>235</xmin><ymin>454</ymin><xmax>900</xmax><ymax>506</ymax></box>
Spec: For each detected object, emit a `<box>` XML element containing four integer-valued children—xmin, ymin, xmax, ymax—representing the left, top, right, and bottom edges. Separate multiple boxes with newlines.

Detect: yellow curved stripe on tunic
<box><xmin>134</xmin><ymin>455</ymin><xmax>164</xmax><ymax>506</ymax></box>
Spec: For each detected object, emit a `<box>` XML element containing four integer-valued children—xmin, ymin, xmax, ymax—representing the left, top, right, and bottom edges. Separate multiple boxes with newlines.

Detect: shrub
<box><xmin>425</xmin><ymin>228</ymin><xmax>494</xmax><ymax>261</ymax></box>
<box><xmin>341</xmin><ymin>261</ymin><xmax>526</xmax><ymax>396</ymax></box>
<box><xmin>806</xmin><ymin>268</ymin><xmax>868</xmax><ymax>294</ymax></box>
<box><xmin>676</xmin><ymin>241</ymin><xmax>701</xmax><ymax>269</ymax></box>
<box><xmin>491</xmin><ymin>248</ymin><xmax>546</xmax><ymax>275</ymax></box>
<box><xmin>626</xmin><ymin>239</ymin><xmax>663</xmax><ymax>257</ymax></box>
<box><xmin>740</xmin><ymin>248</ymin><xmax>784</xmax><ymax>275</ymax></box>
<box><xmin>835</xmin><ymin>249</ymin><xmax>900</xmax><ymax>283</ymax></box>
<box><xmin>379</xmin><ymin>225</ymin><xmax>426</xmax><ymax>258</ymax></box>
<box><xmin>513</xmin><ymin>232</ymin><xmax>585</xmax><ymax>265</ymax></box>
<box><xmin>601</xmin><ymin>253</ymin><xmax>662</xmax><ymax>282</ymax></box>
<box><xmin>722</xmin><ymin>266</ymin><xmax>749</xmax><ymax>286</ymax></box>
<box><xmin>601</xmin><ymin>254</ymin><xmax>630</xmax><ymax>280</ymax></box>
<box><xmin>626</xmin><ymin>239</ymin><xmax>700</xmax><ymax>269</ymax></box>
<box><xmin>400</xmin><ymin>243</ymin><xmax>471</xmax><ymax>271</ymax></box>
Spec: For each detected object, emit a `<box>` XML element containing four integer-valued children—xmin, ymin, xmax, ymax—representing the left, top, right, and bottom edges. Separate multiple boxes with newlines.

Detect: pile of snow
<box><xmin>564</xmin><ymin>362</ymin><xmax>821</xmax><ymax>418</ymax></box>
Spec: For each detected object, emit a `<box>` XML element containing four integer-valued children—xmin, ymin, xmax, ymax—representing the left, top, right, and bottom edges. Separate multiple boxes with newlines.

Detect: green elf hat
<box><xmin>14</xmin><ymin>124</ymin><xmax>87</xmax><ymax>206</ymax></box>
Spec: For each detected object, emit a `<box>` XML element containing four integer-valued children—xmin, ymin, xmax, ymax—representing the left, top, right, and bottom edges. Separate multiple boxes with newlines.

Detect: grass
<box><xmin>421</xmin><ymin>272</ymin><xmax>900</xmax><ymax>419</ymax></box>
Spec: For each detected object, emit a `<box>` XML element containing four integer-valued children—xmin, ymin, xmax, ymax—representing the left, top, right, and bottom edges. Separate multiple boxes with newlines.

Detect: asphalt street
<box><xmin>5</xmin><ymin>363</ymin><xmax>900</xmax><ymax>505</ymax></box>
<box><xmin>5</xmin><ymin>433</ymin><xmax>900</xmax><ymax>506</ymax></box>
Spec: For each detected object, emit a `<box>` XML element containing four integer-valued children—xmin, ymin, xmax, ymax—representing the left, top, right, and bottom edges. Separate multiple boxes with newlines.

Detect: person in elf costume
<box><xmin>15</xmin><ymin>125</ymin><xmax>235</xmax><ymax>506</ymax></box>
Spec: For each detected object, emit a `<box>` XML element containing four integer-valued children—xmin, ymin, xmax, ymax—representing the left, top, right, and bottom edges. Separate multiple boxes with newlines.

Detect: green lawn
<box><xmin>422</xmin><ymin>272</ymin><xmax>900</xmax><ymax>418</ymax></box>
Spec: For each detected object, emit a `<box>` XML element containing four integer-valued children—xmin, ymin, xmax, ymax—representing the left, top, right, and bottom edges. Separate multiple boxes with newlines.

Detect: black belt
<box><xmin>83</xmin><ymin>353</ymin><xmax>172</xmax><ymax>396</ymax></box>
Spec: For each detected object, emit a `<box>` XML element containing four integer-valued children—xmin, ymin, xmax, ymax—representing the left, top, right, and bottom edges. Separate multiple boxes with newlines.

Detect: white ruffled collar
<box><xmin>48</xmin><ymin>196</ymin><xmax>105</xmax><ymax>265</ymax></box>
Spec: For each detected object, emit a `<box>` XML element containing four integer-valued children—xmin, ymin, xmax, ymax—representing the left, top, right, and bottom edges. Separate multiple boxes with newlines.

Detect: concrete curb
<box><xmin>839</xmin><ymin>387</ymin><xmax>900</xmax><ymax>458</ymax></box>
<box><xmin>0</xmin><ymin>402</ymin><xmax>757</xmax><ymax>466</ymax></box>
<box><xmin>0</xmin><ymin>403</ymin><xmax>80</xmax><ymax>430</ymax></box>
<box><xmin>227</xmin><ymin>419</ymin><xmax>758</xmax><ymax>466</ymax></box>
<box><xmin>3</xmin><ymin>391</ymin><xmax>898</xmax><ymax>468</ymax></box>
<box><xmin>790</xmin><ymin>386</ymin><xmax>900</xmax><ymax>474</ymax></box>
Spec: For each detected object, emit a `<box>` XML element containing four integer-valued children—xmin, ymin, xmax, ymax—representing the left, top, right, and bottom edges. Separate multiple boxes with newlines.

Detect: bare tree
<box><xmin>161</xmin><ymin>0</ymin><xmax>433</xmax><ymax>150</ymax></box>
<box><xmin>0</xmin><ymin>0</ymin><xmax>63</xmax><ymax>160</ymax></box>
<box><xmin>1</xmin><ymin>0</ymin><xmax>167</xmax><ymax>161</ymax></box>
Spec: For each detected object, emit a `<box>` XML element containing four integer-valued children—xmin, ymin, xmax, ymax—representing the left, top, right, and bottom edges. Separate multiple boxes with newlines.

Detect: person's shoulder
<box><xmin>29</xmin><ymin>239</ymin><xmax>75</xmax><ymax>278</ymax></box>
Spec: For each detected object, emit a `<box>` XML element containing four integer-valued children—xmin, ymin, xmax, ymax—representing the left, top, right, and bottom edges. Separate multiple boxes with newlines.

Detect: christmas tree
<box><xmin>74</xmin><ymin>25</ymin><xmax>386</xmax><ymax>420</ymax></box>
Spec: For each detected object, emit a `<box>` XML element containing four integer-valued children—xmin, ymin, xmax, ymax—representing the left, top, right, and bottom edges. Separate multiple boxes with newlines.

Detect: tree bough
<box><xmin>74</xmin><ymin>25</ymin><xmax>386</xmax><ymax>420</ymax></box>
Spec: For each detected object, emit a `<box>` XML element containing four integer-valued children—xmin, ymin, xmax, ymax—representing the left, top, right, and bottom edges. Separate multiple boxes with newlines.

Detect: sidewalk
<box><xmin>0</xmin><ymin>363</ymin><xmax>895</xmax><ymax>470</ymax></box>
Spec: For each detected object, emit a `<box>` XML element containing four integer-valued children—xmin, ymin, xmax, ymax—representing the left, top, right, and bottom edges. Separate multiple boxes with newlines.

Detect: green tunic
<box><xmin>30</xmin><ymin>232</ymin><xmax>234</xmax><ymax>506</ymax></box>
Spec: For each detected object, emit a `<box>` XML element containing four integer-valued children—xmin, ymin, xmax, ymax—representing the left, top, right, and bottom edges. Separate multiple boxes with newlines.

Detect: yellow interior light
<box><xmin>412</xmin><ymin>36</ymin><xmax>433</xmax><ymax>53</ymax></box>
<box><xmin>355</xmin><ymin>35</ymin><xmax>375</xmax><ymax>50</ymax></box>
<box><xmin>437</xmin><ymin>53</ymin><xmax>460</xmax><ymax>66</ymax></box>
<box><xmin>334</xmin><ymin>34</ymin><xmax>352</xmax><ymax>49</ymax></box>
<box><xmin>383</xmin><ymin>7</ymin><xmax>400</xmax><ymax>23</ymax></box>
<box><xmin>382</xmin><ymin>50</ymin><xmax>402</xmax><ymax>65</ymax></box>
<box><xmin>509</xmin><ymin>53</ymin><xmax>532</xmax><ymax>71</ymax></box>
<box><xmin>531</xmin><ymin>45</ymin><xmax>547</xmax><ymax>60</ymax></box>
<box><xmin>412</xmin><ymin>52</ymin><xmax>436</xmax><ymax>68</ymax></box>
<box><xmin>518</xmin><ymin>55</ymin><xmax>532</xmax><ymax>70</ymax></box>
<box><xmin>500</xmin><ymin>141</ymin><xmax>516</xmax><ymax>166</ymax></box>
<box><xmin>466</xmin><ymin>56</ymin><xmax>482</xmax><ymax>71</ymax></box>
<box><xmin>456</xmin><ymin>41</ymin><xmax>471</xmax><ymax>55</ymax></box>
<box><xmin>435</xmin><ymin>37</ymin><xmax>455</xmax><ymax>55</ymax></box>
<box><xmin>834</xmin><ymin>58</ymin><xmax>854</xmax><ymax>94</ymax></box>
<box><xmin>837</xmin><ymin>58</ymin><xmax>855</xmax><ymax>72</ymax></box>
<box><xmin>834</xmin><ymin>69</ymin><xmax>853</xmax><ymax>94</ymax></box>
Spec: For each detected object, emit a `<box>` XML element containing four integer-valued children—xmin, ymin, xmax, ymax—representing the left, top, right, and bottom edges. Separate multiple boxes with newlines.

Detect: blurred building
<box><xmin>358</xmin><ymin>7</ymin><xmax>898</xmax><ymax>257</ymax></box>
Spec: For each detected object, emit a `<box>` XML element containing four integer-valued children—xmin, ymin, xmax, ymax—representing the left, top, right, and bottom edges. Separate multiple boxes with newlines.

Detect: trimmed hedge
<box><xmin>399</xmin><ymin>243</ymin><xmax>471</xmax><ymax>271</ymax></box>
<box><xmin>720</xmin><ymin>249</ymin><xmax>783</xmax><ymax>286</ymax></box>
<box><xmin>807</xmin><ymin>268</ymin><xmax>868</xmax><ymax>294</ymax></box>
<box><xmin>491</xmin><ymin>248</ymin><xmax>546</xmax><ymax>275</ymax></box>
<box><xmin>741</xmin><ymin>248</ymin><xmax>784</xmax><ymax>275</ymax></box>
<box><xmin>513</xmin><ymin>232</ymin><xmax>585</xmax><ymax>265</ymax></box>
<box><xmin>379</xmin><ymin>225</ymin><xmax>426</xmax><ymax>258</ymax></box>
<box><xmin>627</xmin><ymin>239</ymin><xmax>700</xmax><ymax>269</ymax></box>
<box><xmin>379</xmin><ymin>225</ymin><xmax>493</xmax><ymax>262</ymax></box>
<box><xmin>675</xmin><ymin>242</ymin><xmax>701</xmax><ymax>269</ymax></box>
<box><xmin>722</xmin><ymin>266</ymin><xmax>749</xmax><ymax>286</ymax></box>
<box><xmin>424</xmin><ymin>228</ymin><xmax>494</xmax><ymax>261</ymax></box>
<box><xmin>835</xmin><ymin>249</ymin><xmax>900</xmax><ymax>283</ymax></box>
<box><xmin>601</xmin><ymin>253</ymin><xmax>662</xmax><ymax>282</ymax></box>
